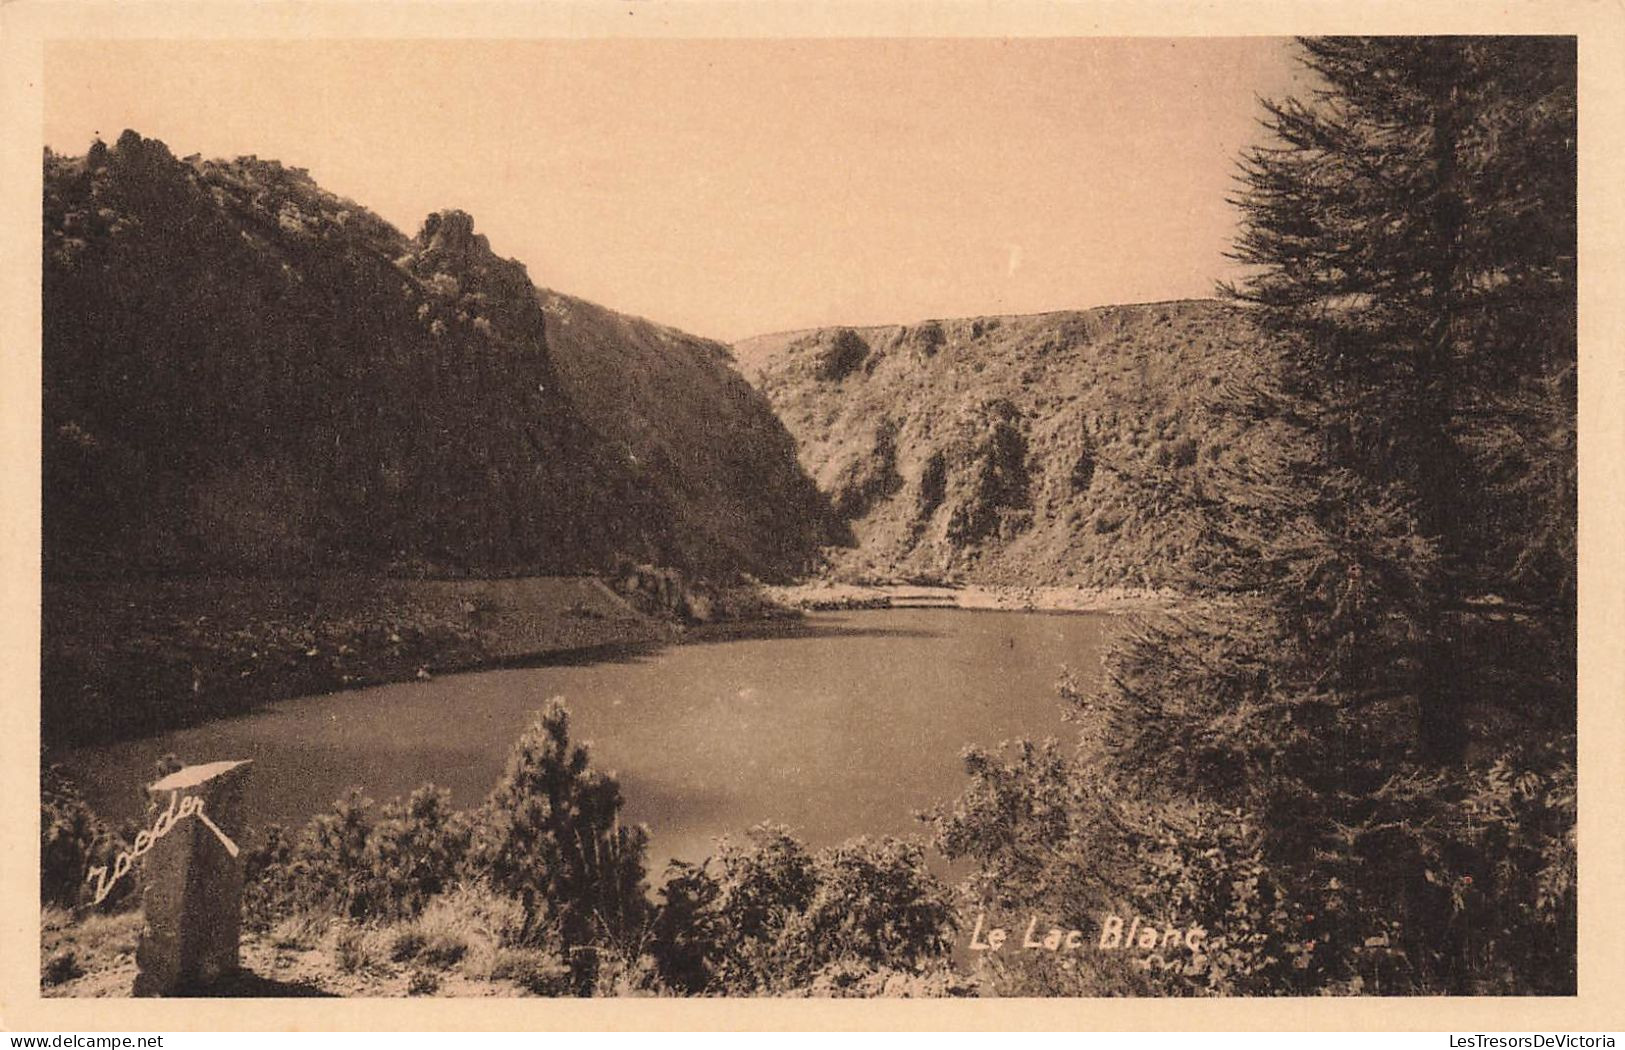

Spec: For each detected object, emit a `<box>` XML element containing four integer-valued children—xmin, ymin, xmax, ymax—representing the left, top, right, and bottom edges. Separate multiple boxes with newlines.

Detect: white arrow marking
<box><xmin>194</xmin><ymin>808</ymin><xmax>240</xmax><ymax>858</ymax></box>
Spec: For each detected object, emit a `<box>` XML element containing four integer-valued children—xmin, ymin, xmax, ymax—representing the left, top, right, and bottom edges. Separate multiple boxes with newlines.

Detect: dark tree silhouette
<box><xmin>1223</xmin><ymin>36</ymin><xmax>1576</xmax><ymax>760</ymax></box>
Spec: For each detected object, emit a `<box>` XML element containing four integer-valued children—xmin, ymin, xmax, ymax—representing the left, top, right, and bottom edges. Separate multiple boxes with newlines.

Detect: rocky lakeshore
<box><xmin>40</xmin><ymin>572</ymin><xmax>790</xmax><ymax>749</ymax></box>
<box><xmin>763</xmin><ymin>580</ymin><xmax>1178</xmax><ymax>615</ymax></box>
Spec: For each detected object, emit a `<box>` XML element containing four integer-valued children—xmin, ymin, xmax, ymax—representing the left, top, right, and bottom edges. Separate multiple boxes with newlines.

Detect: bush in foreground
<box><xmin>648</xmin><ymin>824</ymin><xmax>959</xmax><ymax>995</ymax></box>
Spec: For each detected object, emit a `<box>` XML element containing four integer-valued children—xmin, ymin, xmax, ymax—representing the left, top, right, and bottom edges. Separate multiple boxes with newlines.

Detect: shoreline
<box><xmin>763</xmin><ymin>581</ymin><xmax>1180</xmax><ymax>615</ymax></box>
<box><xmin>40</xmin><ymin>574</ymin><xmax>1166</xmax><ymax>752</ymax></box>
<box><xmin>39</xmin><ymin>575</ymin><xmax>677</xmax><ymax>750</ymax></box>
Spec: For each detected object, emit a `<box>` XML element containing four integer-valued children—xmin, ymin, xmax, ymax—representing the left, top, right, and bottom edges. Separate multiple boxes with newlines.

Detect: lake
<box><xmin>52</xmin><ymin>609</ymin><xmax>1117</xmax><ymax>870</ymax></box>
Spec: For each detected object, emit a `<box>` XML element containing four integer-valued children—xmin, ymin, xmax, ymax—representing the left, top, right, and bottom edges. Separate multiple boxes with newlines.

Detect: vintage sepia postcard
<box><xmin>1</xmin><ymin>0</ymin><xmax>1622</xmax><ymax>1033</ymax></box>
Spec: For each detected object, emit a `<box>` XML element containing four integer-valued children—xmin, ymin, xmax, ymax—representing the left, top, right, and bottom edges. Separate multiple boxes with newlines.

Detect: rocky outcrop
<box><xmin>735</xmin><ymin>301</ymin><xmax>1266</xmax><ymax>587</ymax></box>
<box><xmin>399</xmin><ymin>209</ymin><xmax>549</xmax><ymax>350</ymax></box>
<box><xmin>823</xmin><ymin>419</ymin><xmax>903</xmax><ymax>521</ymax></box>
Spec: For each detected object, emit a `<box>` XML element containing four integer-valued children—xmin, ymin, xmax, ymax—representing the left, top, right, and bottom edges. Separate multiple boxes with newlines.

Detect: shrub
<box><xmin>790</xmin><ymin>837</ymin><xmax>955</xmax><ymax>975</ymax></box>
<box><xmin>40</xmin><ymin>765</ymin><xmax>129</xmax><ymax>911</ymax></box>
<box><xmin>397</xmin><ymin>887</ymin><xmax>519</xmax><ymax>969</ymax></box>
<box><xmin>248</xmin><ymin>784</ymin><xmax>469</xmax><ymax>924</ymax></box>
<box><xmin>708</xmin><ymin>824</ymin><xmax>819</xmax><ymax>991</ymax></box>
<box><xmin>361</xmin><ymin>786</ymin><xmax>471</xmax><ymax>920</ymax></box>
<box><xmin>648</xmin><ymin>860</ymin><xmax>725</xmax><ymax>994</ymax></box>
<box><xmin>1130</xmin><ymin>799</ymin><xmax>1296</xmax><ymax>995</ymax></box>
<box><xmin>813</xmin><ymin>329</ymin><xmax>870</xmax><ymax>381</ymax></box>
<box><xmin>933</xmin><ymin>737</ymin><xmax>1118</xmax><ymax>916</ymax></box>
<box><xmin>903</xmin><ymin>320</ymin><xmax>945</xmax><ymax>356</ymax></box>
<box><xmin>41</xmin><ymin>949</ymin><xmax>82</xmax><ymax>987</ymax></box>
<box><xmin>649</xmin><ymin>824</ymin><xmax>954</xmax><ymax>995</ymax></box>
<box><xmin>466</xmin><ymin>700</ymin><xmax>649</xmax><ymax>949</ymax></box>
<box><xmin>1298</xmin><ymin>739</ymin><xmax>1578</xmax><ymax>995</ymax></box>
<box><xmin>331</xmin><ymin>925</ymin><xmax>379</xmax><ymax>975</ymax></box>
<box><xmin>283</xmin><ymin>789</ymin><xmax>378</xmax><ymax>918</ymax></box>
<box><xmin>434</xmin><ymin>882</ymin><xmax>527</xmax><ymax>948</ymax></box>
<box><xmin>419</xmin><ymin>928</ymin><xmax>469</xmax><ymax>969</ymax></box>
<box><xmin>268</xmin><ymin>910</ymin><xmax>327</xmax><ymax>951</ymax></box>
<box><xmin>475</xmin><ymin>946</ymin><xmax>571</xmax><ymax>995</ymax></box>
<box><xmin>1070</xmin><ymin>445</ymin><xmax>1096</xmax><ymax>493</ymax></box>
<box><xmin>827</xmin><ymin>421</ymin><xmax>903</xmax><ymax>521</ymax></box>
<box><xmin>242</xmin><ymin>823</ymin><xmax>297</xmax><ymax>930</ymax></box>
<box><xmin>388</xmin><ymin>926</ymin><xmax>427</xmax><ymax>963</ymax></box>
<box><xmin>584</xmin><ymin>948</ymin><xmax>663</xmax><ymax>998</ymax></box>
<box><xmin>1091</xmin><ymin>509</ymin><xmax>1123</xmax><ymax>535</ymax></box>
<box><xmin>241</xmin><ymin>701</ymin><xmax>653</xmax><ymax>986</ymax></box>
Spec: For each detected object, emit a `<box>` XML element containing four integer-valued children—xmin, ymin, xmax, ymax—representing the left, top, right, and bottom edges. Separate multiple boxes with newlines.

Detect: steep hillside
<box><xmin>735</xmin><ymin>301</ymin><xmax>1266</xmax><ymax>587</ymax></box>
<box><xmin>43</xmin><ymin>132</ymin><xmax>829</xmax><ymax>581</ymax></box>
<box><xmin>540</xmin><ymin>290</ymin><xmax>830</xmax><ymax>581</ymax></box>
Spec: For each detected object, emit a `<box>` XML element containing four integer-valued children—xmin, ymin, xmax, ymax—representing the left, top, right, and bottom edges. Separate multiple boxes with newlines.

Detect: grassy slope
<box><xmin>735</xmin><ymin>300</ymin><xmax>1264</xmax><ymax>587</ymax></box>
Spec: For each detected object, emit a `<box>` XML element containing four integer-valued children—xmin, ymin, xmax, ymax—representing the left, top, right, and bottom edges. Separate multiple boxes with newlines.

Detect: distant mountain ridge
<box><xmin>43</xmin><ymin>131</ymin><xmax>831</xmax><ymax>581</ymax></box>
<box><xmin>735</xmin><ymin>300</ymin><xmax>1266</xmax><ymax>587</ymax></box>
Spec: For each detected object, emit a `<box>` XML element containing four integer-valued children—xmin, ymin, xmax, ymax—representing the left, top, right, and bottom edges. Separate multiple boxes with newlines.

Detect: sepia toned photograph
<box><xmin>21</xmin><ymin>23</ymin><xmax>1587</xmax><ymax>1011</ymax></box>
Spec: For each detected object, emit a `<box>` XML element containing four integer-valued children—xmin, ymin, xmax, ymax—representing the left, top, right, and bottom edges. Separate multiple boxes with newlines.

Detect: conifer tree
<box><xmin>1223</xmin><ymin>36</ymin><xmax>1576</xmax><ymax>760</ymax></box>
<box><xmin>939</xmin><ymin>37</ymin><xmax>1578</xmax><ymax>996</ymax></box>
<box><xmin>469</xmin><ymin>700</ymin><xmax>650</xmax><ymax>948</ymax></box>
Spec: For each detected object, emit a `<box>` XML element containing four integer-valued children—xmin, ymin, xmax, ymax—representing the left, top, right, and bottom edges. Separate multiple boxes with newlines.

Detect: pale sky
<box><xmin>46</xmin><ymin>38</ymin><xmax>1305</xmax><ymax>342</ymax></box>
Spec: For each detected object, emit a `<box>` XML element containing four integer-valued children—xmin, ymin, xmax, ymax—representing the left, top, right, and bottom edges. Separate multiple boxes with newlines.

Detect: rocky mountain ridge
<box><xmin>43</xmin><ymin>131</ymin><xmax>831</xmax><ymax>581</ymax></box>
<box><xmin>734</xmin><ymin>300</ymin><xmax>1265</xmax><ymax>587</ymax></box>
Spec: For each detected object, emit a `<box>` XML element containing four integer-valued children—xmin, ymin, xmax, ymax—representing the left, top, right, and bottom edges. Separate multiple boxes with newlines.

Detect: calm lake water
<box><xmin>54</xmin><ymin>609</ymin><xmax>1116</xmax><ymax>869</ymax></box>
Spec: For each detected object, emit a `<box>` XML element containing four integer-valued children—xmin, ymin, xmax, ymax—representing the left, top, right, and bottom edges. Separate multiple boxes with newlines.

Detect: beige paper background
<box><xmin>1</xmin><ymin>0</ymin><xmax>1620</xmax><ymax>1032</ymax></box>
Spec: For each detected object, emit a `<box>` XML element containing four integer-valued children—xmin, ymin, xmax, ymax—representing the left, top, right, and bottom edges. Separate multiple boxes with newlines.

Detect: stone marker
<box><xmin>132</xmin><ymin>760</ymin><xmax>253</xmax><ymax>997</ymax></box>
